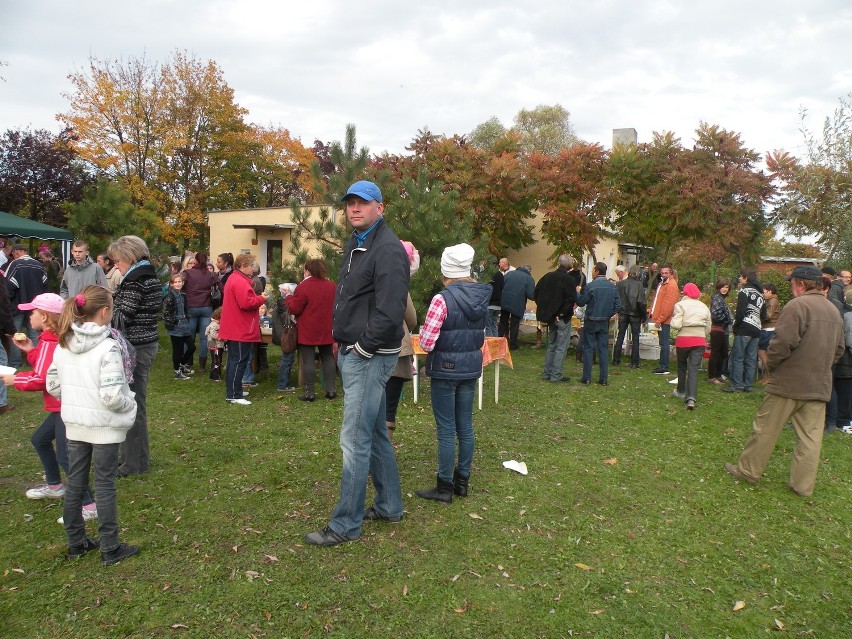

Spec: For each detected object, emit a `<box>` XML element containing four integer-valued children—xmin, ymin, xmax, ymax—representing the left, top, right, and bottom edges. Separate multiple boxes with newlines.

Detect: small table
<box><xmin>410</xmin><ymin>336</ymin><xmax>513</xmax><ymax>410</ymax></box>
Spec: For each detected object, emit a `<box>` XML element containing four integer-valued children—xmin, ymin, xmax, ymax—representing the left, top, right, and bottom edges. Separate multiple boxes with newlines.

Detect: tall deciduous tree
<box><xmin>372</xmin><ymin>129</ymin><xmax>536</xmax><ymax>254</ymax></box>
<box><xmin>0</xmin><ymin>127</ymin><xmax>90</xmax><ymax>225</ymax></box>
<box><xmin>60</xmin><ymin>51</ymin><xmax>255</xmax><ymax>246</ymax></box>
<box><xmin>512</xmin><ymin>104</ymin><xmax>579</xmax><ymax>156</ymax></box>
<box><xmin>768</xmin><ymin>93</ymin><xmax>852</xmax><ymax>260</ymax></box>
<box><xmin>609</xmin><ymin>125</ymin><xmax>772</xmax><ymax>266</ymax></box>
<box><xmin>244</xmin><ymin>125</ymin><xmax>317</xmax><ymax>207</ymax></box>
<box><xmin>468</xmin><ymin>116</ymin><xmax>507</xmax><ymax>152</ymax></box>
<box><xmin>528</xmin><ymin>143</ymin><xmax>612</xmax><ymax>259</ymax></box>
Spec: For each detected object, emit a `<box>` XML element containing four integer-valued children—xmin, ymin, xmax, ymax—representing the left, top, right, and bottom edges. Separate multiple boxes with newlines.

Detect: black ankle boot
<box><xmin>453</xmin><ymin>468</ymin><xmax>469</xmax><ymax>497</ymax></box>
<box><xmin>416</xmin><ymin>476</ymin><xmax>454</xmax><ymax>504</ymax></box>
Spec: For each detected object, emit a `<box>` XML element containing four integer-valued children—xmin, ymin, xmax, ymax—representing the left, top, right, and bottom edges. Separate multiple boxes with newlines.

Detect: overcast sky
<box><xmin>1</xmin><ymin>1</ymin><xmax>850</xmax><ymax>160</ymax></box>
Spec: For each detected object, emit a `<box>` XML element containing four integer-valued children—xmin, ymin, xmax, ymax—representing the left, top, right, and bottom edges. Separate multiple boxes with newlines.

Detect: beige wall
<box><xmin>504</xmin><ymin>211</ymin><xmax>639</xmax><ymax>311</ymax></box>
<box><xmin>208</xmin><ymin>205</ymin><xmax>338</xmax><ymax>275</ymax></box>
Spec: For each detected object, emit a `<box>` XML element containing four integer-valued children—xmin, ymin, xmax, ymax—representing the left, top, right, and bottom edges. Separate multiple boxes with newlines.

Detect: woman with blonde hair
<box><xmin>108</xmin><ymin>235</ymin><xmax>161</xmax><ymax>476</ymax></box>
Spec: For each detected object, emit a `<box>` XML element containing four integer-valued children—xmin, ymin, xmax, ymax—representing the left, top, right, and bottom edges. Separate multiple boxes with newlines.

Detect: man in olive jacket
<box><xmin>726</xmin><ymin>266</ymin><xmax>845</xmax><ymax>497</ymax></box>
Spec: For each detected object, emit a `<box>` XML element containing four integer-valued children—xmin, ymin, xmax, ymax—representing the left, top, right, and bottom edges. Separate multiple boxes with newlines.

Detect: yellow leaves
<box><xmin>733</xmin><ymin>600</ymin><xmax>746</xmax><ymax>611</ymax></box>
<box><xmin>574</xmin><ymin>563</ymin><xmax>593</xmax><ymax>571</ymax></box>
<box><xmin>468</xmin><ymin>512</ymin><xmax>484</xmax><ymax>520</ymax></box>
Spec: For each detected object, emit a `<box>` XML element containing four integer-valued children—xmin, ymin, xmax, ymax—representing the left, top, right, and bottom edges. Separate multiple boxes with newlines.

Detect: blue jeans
<box><xmin>730</xmin><ymin>334</ymin><xmax>759</xmax><ymax>390</ymax></box>
<box><xmin>277</xmin><ymin>351</ymin><xmax>295</xmax><ymax>389</ymax></box>
<box><xmin>430</xmin><ymin>377</ymin><xmax>476</xmax><ymax>482</ymax></box>
<box><xmin>187</xmin><ymin>306</ymin><xmax>212</xmax><ymax>354</ymax></box>
<box><xmin>120</xmin><ymin>341</ymin><xmax>158</xmax><ymax>475</ymax></box>
<box><xmin>36</xmin><ymin>413</ymin><xmax>94</xmax><ymax>503</ymax></box>
<box><xmin>328</xmin><ymin>350</ymin><xmax>401</xmax><ymax>537</ymax></box>
<box><xmin>582</xmin><ymin>320</ymin><xmax>610</xmax><ymax>383</ymax></box>
<box><xmin>9</xmin><ymin>313</ymin><xmax>40</xmax><ymax>368</ymax></box>
<box><xmin>542</xmin><ymin>317</ymin><xmax>571</xmax><ymax>380</ymax></box>
<box><xmin>226</xmin><ymin>341</ymin><xmax>252</xmax><ymax>400</ymax></box>
<box><xmin>657</xmin><ymin>323</ymin><xmax>671</xmax><ymax>370</ymax></box>
<box><xmin>485</xmin><ymin>308</ymin><xmax>500</xmax><ymax>337</ymax></box>
<box><xmin>241</xmin><ymin>348</ymin><xmax>256</xmax><ymax>384</ymax></box>
<box><xmin>65</xmin><ymin>440</ymin><xmax>120</xmax><ymax>552</ymax></box>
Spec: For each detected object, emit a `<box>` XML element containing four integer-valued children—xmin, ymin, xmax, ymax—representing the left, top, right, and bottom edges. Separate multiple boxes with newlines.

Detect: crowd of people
<box><xmin>1</xmin><ymin>193</ymin><xmax>849</xmax><ymax>559</ymax></box>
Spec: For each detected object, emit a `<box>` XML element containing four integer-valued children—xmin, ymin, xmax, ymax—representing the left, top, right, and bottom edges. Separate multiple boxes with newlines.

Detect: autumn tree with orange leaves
<box><xmin>60</xmin><ymin>52</ymin><xmax>314</xmax><ymax>248</ymax></box>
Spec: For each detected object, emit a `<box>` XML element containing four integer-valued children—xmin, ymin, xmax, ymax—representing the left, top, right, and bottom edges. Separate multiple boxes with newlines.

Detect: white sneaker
<box><xmin>228</xmin><ymin>398</ymin><xmax>252</xmax><ymax>405</ymax></box>
<box><xmin>57</xmin><ymin>506</ymin><xmax>98</xmax><ymax>524</ymax></box>
<box><xmin>242</xmin><ymin>391</ymin><xmax>249</xmax><ymax>397</ymax></box>
<box><xmin>26</xmin><ymin>484</ymin><xmax>65</xmax><ymax>500</ymax></box>
<box><xmin>841</xmin><ymin>425</ymin><xmax>852</xmax><ymax>434</ymax></box>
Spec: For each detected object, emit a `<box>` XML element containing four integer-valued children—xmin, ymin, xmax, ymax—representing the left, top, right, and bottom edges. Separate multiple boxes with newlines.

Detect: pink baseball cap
<box><xmin>18</xmin><ymin>293</ymin><xmax>65</xmax><ymax>314</ymax></box>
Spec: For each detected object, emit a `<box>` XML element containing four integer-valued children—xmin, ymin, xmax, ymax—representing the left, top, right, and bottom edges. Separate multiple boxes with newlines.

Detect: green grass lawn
<box><xmin>1</xmin><ymin>335</ymin><xmax>850</xmax><ymax>638</ymax></box>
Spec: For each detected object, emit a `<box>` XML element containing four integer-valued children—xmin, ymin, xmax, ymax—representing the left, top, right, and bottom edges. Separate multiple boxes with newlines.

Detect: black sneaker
<box><xmin>101</xmin><ymin>543</ymin><xmax>140</xmax><ymax>566</ymax></box>
<box><xmin>652</xmin><ymin>368</ymin><xmax>669</xmax><ymax>375</ymax></box>
<box><xmin>304</xmin><ymin>526</ymin><xmax>359</xmax><ymax>547</ymax></box>
<box><xmin>363</xmin><ymin>506</ymin><xmax>402</xmax><ymax>523</ymax></box>
<box><xmin>66</xmin><ymin>537</ymin><xmax>100</xmax><ymax>560</ymax></box>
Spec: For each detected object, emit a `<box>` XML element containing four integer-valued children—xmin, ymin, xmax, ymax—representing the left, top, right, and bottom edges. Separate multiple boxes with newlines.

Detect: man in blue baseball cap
<box><xmin>305</xmin><ymin>180</ymin><xmax>410</xmax><ymax>546</ymax></box>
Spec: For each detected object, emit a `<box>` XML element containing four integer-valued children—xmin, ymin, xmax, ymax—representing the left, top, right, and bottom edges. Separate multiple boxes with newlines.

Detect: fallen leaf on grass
<box><xmin>469</xmin><ymin>513</ymin><xmax>484</xmax><ymax>520</ymax></box>
<box><xmin>245</xmin><ymin>570</ymin><xmax>261</xmax><ymax>581</ymax></box>
<box><xmin>263</xmin><ymin>555</ymin><xmax>279</xmax><ymax>563</ymax></box>
<box><xmin>774</xmin><ymin>619</ymin><xmax>785</xmax><ymax>631</ymax></box>
<box><xmin>575</xmin><ymin>563</ymin><xmax>593</xmax><ymax>571</ymax></box>
<box><xmin>10</xmin><ymin>568</ymin><xmax>24</xmax><ymax>574</ymax></box>
<box><xmin>733</xmin><ymin>600</ymin><xmax>746</xmax><ymax>611</ymax></box>
<box><xmin>591</xmin><ymin>609</ymin><xmax>605</xmax><ymax>614</ymax></box>
<box><xmin>171</xmin><ymin>623</ymin><xmax>188</xmax><ymax>629</ymax></box>
<box><xmin>264</xmin><ymin>611</ymin><xmax>271</xmax><ymax>620</ymax></box>
<box><xmin>604</xmin><ymin>458</ymin><xmax>618</xmax><ymax>465</ymax></box>
<box><xmin>403</xmin><ymin>584</ymin><xmax>408</xmax><ymax>596</ymax></box>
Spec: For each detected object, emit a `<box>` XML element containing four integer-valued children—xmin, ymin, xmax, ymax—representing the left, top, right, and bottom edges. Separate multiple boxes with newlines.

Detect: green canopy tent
<box><xmin>0</xmin><ymin>210</ymin><xmax>74</xmax><ymax>266</ymax></box>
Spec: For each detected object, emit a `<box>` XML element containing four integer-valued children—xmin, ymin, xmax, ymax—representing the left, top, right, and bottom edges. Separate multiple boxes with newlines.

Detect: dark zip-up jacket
<box><xmin>333</xmin><ymin>218</ymin><xmax>409</xmax><ymax>358</ymax></box>
<box><xmin>733</xmin><ymin>281</ymin><xmax>765</xmax><ymax>338</ymax></box>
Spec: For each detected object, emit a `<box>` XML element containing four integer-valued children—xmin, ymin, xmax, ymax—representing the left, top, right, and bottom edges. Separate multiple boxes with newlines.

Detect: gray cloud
<box><xmin>1</xmin><ymin>0</ymin><xmax>849</xmax><ymax>159</ymax></box>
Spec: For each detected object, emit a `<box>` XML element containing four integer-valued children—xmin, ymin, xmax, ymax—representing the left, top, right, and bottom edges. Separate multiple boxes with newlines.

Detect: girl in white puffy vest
<box><xmin>47</xmin><ymin>285</ymin><xmax>139</xmax><ymax>566</ymax></box>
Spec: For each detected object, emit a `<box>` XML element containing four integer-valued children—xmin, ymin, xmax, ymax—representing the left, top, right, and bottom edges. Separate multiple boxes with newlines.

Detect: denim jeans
<box><xmin>657</xmin><ymin>323</ymin><xmax>671</xmax><ymax>370</ymax></box>
<box><xmin>676</xmin><ymin>346</ymin><xmax>705</xmax><ymax>402</ymax></box>
<box><xmin>430</xmin><ymin>377</ymin><xmax>476</xmax><ymax>482</ymax></box>
<box><xmin>614</xmin><ymin>315</ymin><xmax>641</xmax><ymax>366</ymax></box>
<box><xmin>9</xmin><ymin>313</ymin><xmax>40</xmax><ymax>368</ymax></box>
<box><xmin>36</xmin><ymin>413</ymin><xmax>94</xmax><ymax>504</ymax></box>
<box><xmin>0</xmin><ymin>343</ymin><xmax>8</xmax><ymax>408</ymax></box>
<box><xmin>276</xmin><ymin>350</ymin><xmax>295</xmax><ymax>389</ymax></box>
<box><xmin>65</xmin><ymin>440</ymin><xmax>120</xmax><ymax>552</ymax></box>
<box><xmin>328</xmin><ymin>350</ymin><xmax>401</xmax><ymax>537</ymax></box>
<box><xmin>226</xmin><ymin>341</ymin><xmax>253</xmax><ymax>399</ymax></box>
<box><xmin>120</xmin><ymin>341</ymin><xmax>158</xmax><ymax>475</ymax></box>
<box><xmin>582</xmin><ymin>320</ymin><xmax>610</xmax><ymax>383</ymax></box>
<box><xmin>241</xmin><ymin>348</ymin><xmax>256</xmax><ymax>384</ymax></box>
<box><xmin>485</xmin><ymin>308</ymin><xmax>500</xmax><ymax>337</ymax></box>
<box><xmin>730</xmin><ymin>334</ymin><xmax>759</xmax><ymax>390</ymax></box>
<box><xmin>542</xmin><ymin>317</ymin><xmax>571</xmax><ymax>380</ymax></box>
<box><xmin>187</xmin><ymin>306</ymin><xmax>212</xmax><ymax>354</ymax></box>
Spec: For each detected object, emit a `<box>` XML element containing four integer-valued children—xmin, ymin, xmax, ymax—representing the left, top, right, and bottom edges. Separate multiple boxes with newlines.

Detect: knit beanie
<box><xmin>440</xmin><ymin>243</ymin><xmax>475</xmax><ymax>279</ymax></box>
<box><xmin>683</xmin><ymin>283</ymin><xmax>701</xmax><ymax>299</ymax></box>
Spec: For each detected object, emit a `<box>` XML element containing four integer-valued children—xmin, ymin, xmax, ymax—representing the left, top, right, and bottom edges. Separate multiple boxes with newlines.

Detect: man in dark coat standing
<box><xmin>534</xmin><ymin>255</ymin><xmax>576</xmax><ymax>382</ymax></box>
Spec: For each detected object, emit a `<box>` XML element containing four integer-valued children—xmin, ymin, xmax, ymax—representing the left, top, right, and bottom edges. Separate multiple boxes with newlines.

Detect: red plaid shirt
<box><xmin>418</xmin><ymin>294</ymin><xmax>447</xmax><ymax>352</ymax></box>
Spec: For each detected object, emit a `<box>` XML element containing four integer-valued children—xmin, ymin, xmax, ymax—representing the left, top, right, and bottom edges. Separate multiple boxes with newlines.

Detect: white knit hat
<box><xmin>440</xmin><ymin>243</ymin><xmax>475</xmax><ymax>278</ymax></box>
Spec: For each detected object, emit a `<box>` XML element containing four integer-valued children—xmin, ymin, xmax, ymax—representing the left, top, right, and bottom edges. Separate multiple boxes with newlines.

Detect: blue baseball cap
<box><xmin>342</xmin><ymin>180</ymin><xmax>382</xmax><ymax>203</ymax></box>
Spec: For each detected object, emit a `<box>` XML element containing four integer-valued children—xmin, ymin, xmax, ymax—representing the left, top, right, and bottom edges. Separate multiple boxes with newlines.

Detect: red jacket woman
<box><xmin>285</xmin><ymin>259</ymin><xmax>337</xmax><ymax>401</ymax></box>
<box><xmin>285</xmin><ymin>269</ymin><xmax>335</xmax><ymax>346</ymax></box>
